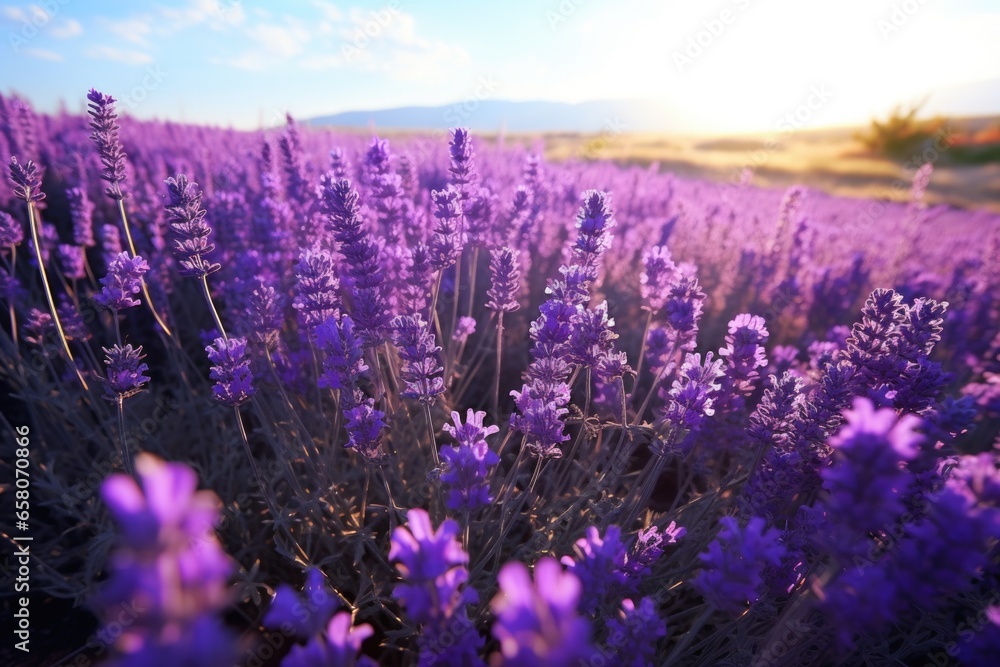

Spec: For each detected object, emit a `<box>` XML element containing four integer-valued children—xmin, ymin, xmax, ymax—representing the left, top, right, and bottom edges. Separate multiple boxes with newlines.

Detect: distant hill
<box><xmin>306</xmin><ymin>79</ymin><xmax>1000</xmax><ymax>135</ymax></box>
<box><xmin>306</xmin><ymin>99</ymin><xmax>698</xmax><ymax>134</ymax></box>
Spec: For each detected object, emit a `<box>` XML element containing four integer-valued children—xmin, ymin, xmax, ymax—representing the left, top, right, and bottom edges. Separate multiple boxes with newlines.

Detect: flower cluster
<box><xmin>95</xmin><ymin>455</ymin><xmax>236</xmax><ymax>665</ymax></box>
<box><xmin>206</xmin><ymin>336</ymin><xmax>255</xmax><ymax>407</ymax></box>
<box><xmin>95</xmin><ymin>252</ymin><xmax>149</xmax><ymax>312</ymax></box>
<box><xmin>439</xmin><ymin>409</ymin><xmax>500</xmax><ymax>512</ymax></box>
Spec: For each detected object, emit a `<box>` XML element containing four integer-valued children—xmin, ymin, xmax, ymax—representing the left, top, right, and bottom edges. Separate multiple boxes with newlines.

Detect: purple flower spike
<box><xmin>452</xmin><ymin>316</ymin><xmax>476</xmax><ymax>344</ymax></box>
<box><xmin>448</xmin><ymin>127</ymin><xmax>478</xmax><ymax>196</ymax></box>
<box><xmin>509</xmin><ymin>391</ymin><xmax>571</xmax><ymax>459</ymax></box>
<box><xmin>282</xmin><ymin>612</ymin><xmax>376</xmax><ymax>667</ymax></box>
<box><xmin>429</xmin><ymin>186</ymin><xmax>464</xmax><ymax>270</ymax></box>
<box><xmin>102</xmin><ymin>344</ymin><xmax>150</xmax><ymax>400</ymax></box>
<box><xmin>96</xmin><ymin>454</ymin><xmax>235</xmax><ymax>665</ymax></box>
<box><xmin>440</xmin><ymin>409</ymin><xmax>500</xmax><ymax>512</ymax></box>
<box><xmin>605</xmin><ymin>597</ymin><xmax>667</xmax><ymax>667</ymax></box>
<box><xmin>0</xmin><ymin>210</ymin><xmax>24</xmax><ymax>247</ymax></box>
<box><xmin>390</xmin><ymin>314</ymin><xmax>445</xmax><ymax>405</ymax></box>
<box><xmin>86</xmin><ymin>88</ymin><xmax>129</xmax><ymax>200</ymax></box>
<box><xmin>263</xmin><ymin>567</ymin><xmax>340</xmax><ymax>639</ymax></box>
<box><xmin>821</xmin><ymin>397</ymin><xmax>922</xmax><ymax>539</ymax></box>
<box><xmin>95</xmin><ymin>251</ymin><xmax>149</xmax><ymax>311</ymax></box>
<box><xmin>317</xmin><ymin>314</ymin><xmax>370</xmax><ymax>410</ymax></box>
<box><xmin>692</xmin><ymin>516</ymin><xmax>785</xmax><ymax>615</ymax></box>
<box><xmin>390</xmin><ymin>508</ymin><xmax>484</xmax><ymax>665</ymax></box>
<box><xmin>320</xmin><ymin>176</ymin><xmax>389</xmax><ymax>347</ymax></box>
<box><xmin>560</xmin><ymin>525</ymin><xmax>628</xmax><ymax>613</ymax></box>
<box><xmin>57</xmin><ymin>243</ymin><xmax>86</xmax><ymax>280</ymax></box>
<box><xmin>623</xmin><ymin>522</ymin><xmax>685</xmax><ymax>581</ymax></box>
<box><xmin>206</xmin><ymin>336</ymin><xmax>255</xmax><ymax>407</ymax></box>
<box><xmin>164</xmin><ymin>174</ymin><xmax>221</xmax><ymax>278</ymax></box>
<box><xmin>9</xmin><ymin>156</ymin><xmax>45</xmax><ymax>203</ymax></box>
<box><xmin>294</xmin><ymin>248</ymin><xmax>342</xmax><ymax>332</ymax></box>
<box><xmin>248</xmin><ymin>284</ymin><xmax>284</xmax><ymax>349</ymax></box>
<box><xmin>490</xmin><ymin>558</ymin><xmax>594</xmax><ymax>667</ymax></box>
<box><xmin>390</xmin><ymin>509</ymin><xmax>473</xmax><ymax>624</ymax></box>
<box><xmin>575</xmin><ymin>189</ymin><xmax>616</xmax><ymax>259</ymax></box>
<box><xmin>67</xmin><ymin>187</ymin><xmax>95</xmax><ymax>246</ymax></box>
<box><xmin>640</xmin><ymin>245</ymin><xmax>677</xmax><ymax>312</ymax></box>
<box><xmin>486</xmin><ymin>246</ymin><xmax>521</xmax><ymax>313</ymax></box>
<box><xmin>343</xmin><ymin>399</ymin><xmax>387</xmax><ymax>462</ymax></box>
<box><xmin>720</xmin><ymin>313</ymin><xmax>769</xmax><ymax>392</ymax></box>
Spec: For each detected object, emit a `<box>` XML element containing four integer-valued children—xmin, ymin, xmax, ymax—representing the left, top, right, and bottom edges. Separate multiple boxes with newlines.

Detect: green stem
<box><xmin>117</xmin><ymin>200</ymin><xmax>173</xmax><ymax>337</ymax></box>
<box><xmin>26</xmin><ymin>200</ymin><xmax>88</xmax><ymax>391</ymax></box>
<box><xmin>200</xmin><ymin>274</ymin><xmax>227</xmax><ymax>340</ymax></box>
<box><xmin>116</xmin><ymin>397</ymin><xmax>134</xmax><ymax>476</ymax></box>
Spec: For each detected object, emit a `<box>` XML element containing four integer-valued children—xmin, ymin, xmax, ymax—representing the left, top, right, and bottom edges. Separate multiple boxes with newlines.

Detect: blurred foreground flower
<box><xmin>94</xmin><ymin>454</ymin><xmax>236</xmax><ymax>666</ymax></box>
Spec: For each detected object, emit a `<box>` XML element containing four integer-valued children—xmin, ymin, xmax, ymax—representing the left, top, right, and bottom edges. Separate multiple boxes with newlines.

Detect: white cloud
<box><xmin>311</xmin><ymin>0</ymin><xmax>342</xmax><ymax>22</ymax></box>
<box><xmin>300</xmin><ymin>53</ymin><xmax>345</xmax><ymax>71</ymax></box>
<box><xmin>247</xmin><ymin>20</ymin><xmax>310</xmax><ymax>58</ymax></box>
<box><xmin>49</xmin><ymin>17</ymin><xmax>81</xmax><ymax>38</ymax></box>
<box><xmin>85</xmin><ymin>45</ymin><xmax>153</xmax><ymax>65</ymax></box>
<box><xmin>214</xmin><ymin>51</ymin><xmax>269</xmax><ymax>71</ymax></box>
<box><xmin>1</xmin><ymin>6</ymin><xmax>27</xmax><ymax>22</ymax></box>
<box><xmin>103</xmin><ymin>17</ymin><xmax>151</xmax><ymax>45</ymax></box>
<box><xmin>23</xmin><ymin>46</ymin><xmax>61</xmax><ymax>60</ymax></box>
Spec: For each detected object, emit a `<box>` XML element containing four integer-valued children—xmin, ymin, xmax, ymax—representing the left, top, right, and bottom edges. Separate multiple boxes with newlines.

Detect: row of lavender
<box><xmin>1</xmin><ymin>89</ymin><xmax>998</xmax><ymax>666</ymax></box>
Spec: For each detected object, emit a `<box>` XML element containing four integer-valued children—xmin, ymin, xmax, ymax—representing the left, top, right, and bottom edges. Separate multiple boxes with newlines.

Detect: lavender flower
<box><xmin>164</xmin><ymin>174</ymin><xmax>221</xmax><ymax>278</ymax></box>
<box><xmin>95</xmin><ymin>454</ymin><xmax>235</xmax><ymax>665</ymax></box>
<box><xmin>320</xmin><ymin>176</ymin><xmax>389</xmax><ymax>347</ymax></box>
<box><xmin>281</xmin><ymin>613</ymin><xmax>376</xmax><ymax>667</ymax></box>
<box><xmin>560</xmin><ymin>525</ymin><xmax>628</xmax><ymax>614</ymax></box>
<box><xmin>662</xmin><ymin>264</ymin><xmax>706</xmax><ymax>351</ymax></box>
<box><xmin>57</xmin><ymin>243</ymin><xmax>86</xmax><ymax>280</ymax></box>
<box><xmin>820</xmin><ymin>398</ymin><xmax>921</xmax><ymax>542</ymax></box>
<box><xmin>490</xmin><ymin>558</ymin><xmax>594</xmax><ymax>667</ymax></box>
<box><xmin>317</xmin><ymin>314</ymin><xmax>370</xmax><ymax>410</ymax></box>
<box><xmin>100</xmin><ymin>223</ymin><xmax>122</xmax><ymax>266</ymax></box>
<box><xmin>102</xmin><ymin>344</ymin><xmax>150</xmax><ymax>400</ymax></box>
<box><xmin>486</xmin><ymin>246</ymin><xmax>521</xmax><ymax>313</ymax></box>
<box><xmin>390</xmin><ymin>508</ymin><xmax>483</xmax><ymax>666</ymax></box>
<box><xmin>86</xmin><ymin>89</ymin><xmax>129</xmax><ymax>200</ymax></box>
<box><xmin>248</xmin><ymin>284</ymin><xmax>285</xmax><ymax>349</ymax></box>
<box><xmin>692</xmin><ymin>516</ymin><xmax>786</xmax><ymax>614</ymax></box>
<box><xmin>439</xmin><ymin>409</ymin><xmax>500</xmax><ymax>512</ymax></box>
<box><xmin>67</xmin><ymin>186</ymin><xmax>95</xmax><ymax>246</ymax></box>
<box><xmin>343</xmin><ymin>400</ymin><xmax>387</xmax><ymax>462</ymax></box>
<box><xmin>401</xmin><ymin>242</ymin><xmax>433</xmax><ymax>313</ymax></box>
<box><xmin>448</xmin><ymin>127</ymin><xmax>478</xmax><ymax>197</ymax></box>
<box><xmin>390</xmin><ymin>508</ymin><xmax>472</xmax><ymax>622</ymax></box>
<box><xmin>654</xmin><ymin>352</ymin><xmax>725</xmax><ymax>454</ymax></box>
<box><xmin>263</xmin><ymin>567</ymin><xmax>340</xmax><ymax>639</ymax></box>
<box><xmin>640</xmin><ymin>245</ymin><xmax>677</xmax><ymax>311</ymax></box>
<box><xmin>390</xmin><ymin>314</ymin><xmax>445</xmax><ymax>405</ymax></box>
<box><xmin>9</xmin><ymin>156</ymin><xmax>45</xmax><ymax>203</ymax></box>
<box><xmin>0</xmin><ymin>210</ymin><xmax>24</xmax><ymax>247</ymax></box>
<box><xmin>293</xmin><ymin>248</ymin><xmax>342</xmax><ymax>331</ymax></box>
<box><xmin>622</xmin><ymin>523</ymin><xmax>685</xmax><ymax>581</ymax></box>
<box><xmin>22</xmin><ymin>308</ymin><xmax>53</xmax><ymax>346</ymax></box>
<box><xmin>568</xmin><ymin>301</ymin><xmax>619</xmax><ymax>369</ymax></box>
<box><xmin>509</xmin><ymin>392</ymin><xmax>571</xmax><ymax>459</ymax></box>
<box><xmin>429</xmin><ymin>186</ymin><xmax>464</xmax><ymax>270</ymax></box>
<box><xmin>719</xmin><ymin>313</ymin><xmax>769</xmax><ymax>394</ymax></box>
<box><xmin>604</xmin><ymin>598</ymin><xmax>667</xmax><ymax>667</ymax></box>
<box><xmin>206</xmin><ymin>336</ymin><xmax>255</xmax><ymax>407</ymax></box>
<box><xmin>452</xmin><ymin>316</ymin><xmax>476</xmax><ymax>344</ymax></box>
<box><xmin>95</xmin><ymin>252</ymin><xmax>149</xmax><ymax>311</ymax></box>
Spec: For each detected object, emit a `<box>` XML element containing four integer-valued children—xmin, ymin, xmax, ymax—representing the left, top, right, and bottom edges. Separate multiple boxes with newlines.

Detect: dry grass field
<box><xmin>534</xmin><ymin>118</ymin><xmax>1000</xmax><ymax>212</ymax></box>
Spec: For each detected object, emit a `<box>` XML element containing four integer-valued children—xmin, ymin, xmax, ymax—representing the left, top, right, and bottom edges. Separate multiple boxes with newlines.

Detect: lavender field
<box><xmin>0</xmin><ymin>85</ymin><xmax>999</xmax><ymax>667</ymax></box>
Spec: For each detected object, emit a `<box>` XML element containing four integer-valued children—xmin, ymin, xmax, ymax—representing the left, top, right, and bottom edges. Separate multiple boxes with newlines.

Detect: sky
<box><xmin>2</xmin><ymin>0</ymin><xmax>1000</xmax><ymax>133</ymax></box>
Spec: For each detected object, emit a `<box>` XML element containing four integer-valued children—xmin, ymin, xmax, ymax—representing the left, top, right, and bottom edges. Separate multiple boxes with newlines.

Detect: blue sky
<box><xmin>2</xmin><ymin>0</ymin><xmax>1000</xmax><ymax>132</ymax></box>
